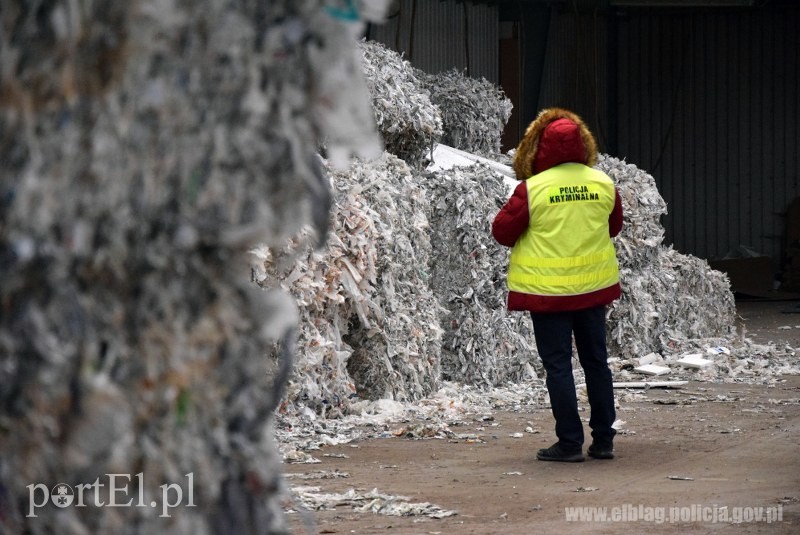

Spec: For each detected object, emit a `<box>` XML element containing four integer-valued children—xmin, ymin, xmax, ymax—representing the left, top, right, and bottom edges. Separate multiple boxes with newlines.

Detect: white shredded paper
<box><xmin>0</xmin><ymin>1</ymin><xmax>392</xmax><ymax>533</ymax></box>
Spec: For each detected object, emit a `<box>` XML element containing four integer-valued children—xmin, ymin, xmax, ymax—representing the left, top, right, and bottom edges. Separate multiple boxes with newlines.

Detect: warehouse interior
<box><xmin>367</xmin><ymin>0</ymin><xmax>800</xmax><ymax>296</ymax></box>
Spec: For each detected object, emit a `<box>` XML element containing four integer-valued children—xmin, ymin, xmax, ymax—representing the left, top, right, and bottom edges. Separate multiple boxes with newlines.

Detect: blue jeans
<box><xmin>530</xmin><ymin>305</ymin><xmax>616</xmax><ymax>452</ymax></box>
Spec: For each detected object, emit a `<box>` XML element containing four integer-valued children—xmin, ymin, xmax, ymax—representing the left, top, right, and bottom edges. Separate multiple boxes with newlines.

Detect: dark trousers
<box><xmin>530</xmin><ymin>305</ymin><xmax>616</xmax><ymax>452</ymax></box>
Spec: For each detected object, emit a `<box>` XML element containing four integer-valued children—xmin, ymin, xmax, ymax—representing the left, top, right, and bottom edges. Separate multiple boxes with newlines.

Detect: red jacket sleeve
<box><xmin>492</xmin><ymin>181</ymin><xmax>530</xmax><ymax>247</ymax></box>
<box><xmin>609</xmin><ymin>188</ymin><xmax>623</xmax><ymax>238</ymax></box>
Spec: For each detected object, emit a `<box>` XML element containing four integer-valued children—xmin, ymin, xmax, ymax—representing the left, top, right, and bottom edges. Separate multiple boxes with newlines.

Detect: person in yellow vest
<box><xmin>492</xmin><ymin>108</ymin><xmax>623</xmax><ymax>462</ymax></box>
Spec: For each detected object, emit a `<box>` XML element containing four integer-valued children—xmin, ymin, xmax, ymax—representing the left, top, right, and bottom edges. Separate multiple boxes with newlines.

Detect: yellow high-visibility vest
<box><xmin>508</xmin><ymin>163</ymin><xmax>620</xmax><ymax>297</ymax></box>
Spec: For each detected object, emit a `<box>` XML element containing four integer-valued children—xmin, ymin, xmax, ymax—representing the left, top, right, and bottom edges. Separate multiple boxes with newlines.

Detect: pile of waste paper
<box><xmin>359</xmin><ymin>40</ymin><xmax>443</xmax><ymax>167</ymax></box>
<box><xmin>424</xmin><ymin>163</ymin><xmax>542</xmax><ymax>387</ymax></box>
<box><xmin>255</xmin><ymin>153</ymin><xmax>445</xmax><ymax>418</ymax></box>
<box><xmin>359</xmin><ymin>40</ymin><xmax>513</xmax><ymax>166</ymax></box>
<box><xmin>597</xmin><ymin>155</ymin><xmax>737</xmax><ymax>360</ymax></box>
<box><xmin>0</xmin><ymin>1</ymin><xmax>392</xmax><ymax>533</ymax></box>
<box><xmin>420</xmin><ymin>68</ymin><xmax>513</xmax><ymax>156</ymax></box>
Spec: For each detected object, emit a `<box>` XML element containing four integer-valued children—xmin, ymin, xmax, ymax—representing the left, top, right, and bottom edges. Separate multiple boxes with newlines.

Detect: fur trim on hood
<box><xmin>512</xmin><ymin>108</ymin><xmax>599</xmax><ymax>180</ymax></box>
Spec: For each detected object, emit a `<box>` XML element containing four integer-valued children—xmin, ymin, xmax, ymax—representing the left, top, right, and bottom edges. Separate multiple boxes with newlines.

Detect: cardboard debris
<box><xmin>428</xmin><ymin>143</ymin><xmax>517</xmax><ymax>180</ymax></box>
<box><xmin>393</xmin><ymin>422</ymin><xmax>455</xmax><ymax>440</ymax></box>
<box><xmin>633</xmin><ymin>364</ymin><xmax>672</xmax><ymax>376</ymax></box>
<box><xmin>638</xmin><ymin>352</ymin><xmax>664</xmax><ymax>365</ymax></box>
<box><xmin>677</xmin><ymin>354</ymin><xmax>715</xmax><ymax>369</ymax></box>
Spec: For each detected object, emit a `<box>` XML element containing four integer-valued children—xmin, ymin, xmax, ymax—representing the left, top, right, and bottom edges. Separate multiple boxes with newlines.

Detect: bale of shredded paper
<box><xmin>597</xmin><ymin>155</ymin><xmax>737</xmax><ymax>359</ymax></box>
<box><xmin>424</xmin><ymin>164</ymin><xmax>542</xmax><ymax>387</ymax></box>
<box><xmin>420</xmin><ymin>69</ymin><xmax>513</xmax><ymax>156</ymax></box>
<box><xmin>255</xmin><ymin>153</ymin><xmax>444</xmax><ymax>417</ymax></box>
<box><xmin>0</xmin><ymin>1</ymin><xmax>387</xmax><ymax>533</ymax></box>
<box><xmin>359</xmin><ymin>40</ymin><xmax>443</xmax><ymax>167</ymax></box>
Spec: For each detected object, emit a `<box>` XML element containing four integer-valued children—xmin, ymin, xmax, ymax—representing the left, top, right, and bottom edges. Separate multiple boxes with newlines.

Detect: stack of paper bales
<box><xmin>271</xmin><ymin>41</ymin><xmax>742</xmax><ymax>413</ymax></box>
<box><xmin>256</xmin><ymin>154</ymin><xmax>444</xmax><ymax>416</ymax></box>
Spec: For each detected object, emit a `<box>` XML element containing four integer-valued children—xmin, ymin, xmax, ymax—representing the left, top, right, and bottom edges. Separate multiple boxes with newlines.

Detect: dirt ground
<box><xmin>284</xmin><ymin>299</ymin><xmax>800</xmax><ymax>534</ymax></box>
<box><xmin>735</xmin><ymin>299</ymin><xmax>800</xmax><ymax>349</ymax></box>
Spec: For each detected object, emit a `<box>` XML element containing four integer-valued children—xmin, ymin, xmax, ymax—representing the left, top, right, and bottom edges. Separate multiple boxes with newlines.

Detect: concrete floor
<box><xmin>735</xmin><ymin>298</ymin><xmax>800</xmax><ymax>348</ymax></box>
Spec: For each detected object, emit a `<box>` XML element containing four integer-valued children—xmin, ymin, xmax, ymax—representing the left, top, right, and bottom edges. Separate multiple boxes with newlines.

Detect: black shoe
<box><xmin>537</xmin><ymin>443</ymin><xmax>585</xmax><ymax>462</ymax></box>
<box><xmin>587</xmin><ymin>442</ymin><xmax>614</xmax><ymax>459</ymax></box>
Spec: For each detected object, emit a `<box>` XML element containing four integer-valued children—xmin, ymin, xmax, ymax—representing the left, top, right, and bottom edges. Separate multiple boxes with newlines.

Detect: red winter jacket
<box><xmin>492</xmin><ymin>108</ymin><xmax>624</xmax><ymax>313</ymax></box>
